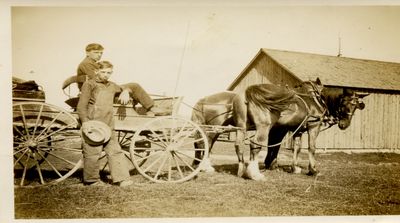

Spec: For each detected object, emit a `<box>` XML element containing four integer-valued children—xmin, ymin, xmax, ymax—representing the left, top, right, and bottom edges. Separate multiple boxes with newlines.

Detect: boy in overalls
<box><xmin>77</xmin><ymin>61</ymin><xmax>133</xmax><ymax>187</ymax></box>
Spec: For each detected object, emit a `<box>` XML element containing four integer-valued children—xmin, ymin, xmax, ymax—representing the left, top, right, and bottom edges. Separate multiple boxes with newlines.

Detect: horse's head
<box><xmin>337</xmin><ymin>90</ymin><xmax>369</xmax><ymax>129</ymax></box>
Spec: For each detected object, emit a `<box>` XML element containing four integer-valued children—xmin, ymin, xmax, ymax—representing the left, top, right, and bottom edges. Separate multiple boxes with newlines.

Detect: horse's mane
<box><xmin>245</xmin><ymin>84</ymin><xmax>296</xmax><ymax>113</ymax></box>
<box><xmin>321</xmin><ymin>87</ymin><xmax>345</xmax><ymax>117</ymax></box>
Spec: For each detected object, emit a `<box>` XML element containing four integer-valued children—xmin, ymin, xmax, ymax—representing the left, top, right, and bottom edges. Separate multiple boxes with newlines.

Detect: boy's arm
<box><xmin>76</xmin><ymin>82</ymin><xmax>92</xmax><ymax>123</ymax></box>
<box><xmin>117</xmin><ymin>84</ymin><xmax>132</xmax><ymax>105</ymax></box>
<box><xmin>78</xmin><ymin>63</ymin><xmax>97</xmax><ymax>80</ymax></box>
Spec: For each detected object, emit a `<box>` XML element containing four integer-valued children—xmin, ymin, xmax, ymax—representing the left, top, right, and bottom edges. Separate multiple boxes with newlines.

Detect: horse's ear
<box><xmin>355</xmin><ymin>92</ymin><xmax>369</xmax><ymax>98</ymax></box>
<box><xmin>316</xmin><ymin>78</ymin><xmax>322</xmax><ymax>85</ymax></box>
<box><xmin>343</xmin><ymin>88</ymin><xmax>353</xmax><ymax>95</ymax></box>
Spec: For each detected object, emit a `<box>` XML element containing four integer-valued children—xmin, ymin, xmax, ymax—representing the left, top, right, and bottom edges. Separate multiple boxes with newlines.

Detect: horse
<box><xmin>244</xmin><ymin>78</ymin><xmax>368</xmax><ymax>180</ymax></box>
<box><xmin>191</xmin><ymin>91</ymin><xmax>247</xmax><ymax>177</ymax></box>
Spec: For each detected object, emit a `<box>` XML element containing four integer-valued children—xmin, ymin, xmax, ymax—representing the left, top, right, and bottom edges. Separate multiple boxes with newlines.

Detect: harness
<box><xmin>249</xmin><ymin>81</ymin><xmax>336</xmax><ymax>148</ymax></box>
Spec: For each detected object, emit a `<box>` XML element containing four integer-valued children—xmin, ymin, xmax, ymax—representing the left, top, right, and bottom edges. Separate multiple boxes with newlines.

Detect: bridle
<box><xmin>338</xmin><ymin>93</ymin><xmax>361</xmax><ymax>121</ymax></box>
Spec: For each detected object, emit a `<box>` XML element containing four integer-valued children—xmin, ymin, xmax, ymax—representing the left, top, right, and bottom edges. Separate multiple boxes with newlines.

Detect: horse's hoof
<box><xmin>306</xmin><ymin>169</ymin><xmax>318</xmax><ymax>176</ymax></box>
<box><xmin>252</xmin><ymin>173</ymin><xmax>266</xmax><ymax>181</ymax></box>
<box><xmin>203</xmin><ymin>167</ymin><xmax>215</xmax><ymax>173</ymax></box>
<box><xmin>237</xmin><ymin>163</ymin><xmax>245</xmax><ymax>177</ymax></box>
<box><xmin>199</xmin><ymin>158</ymin><xmax>215</xmax><ymax>173</ymax></box>
<box><xmin>293</xmin><ymin>166</ymin><xmax>302</xmax><ymax>174</ymax></box>
<box><xmin>245</xmin><ymin>161</ymin><xmax>265</xmax><ymax>180</ymax></box>
<box><xmin>267</xmin><ymin>159</ymin><xmax>278</xmax><ymax>170</ymax></box>
<box><xmin>200</xmin><ymin>165</ymin><xmax>215</xmax><ymax>173</ymax></box>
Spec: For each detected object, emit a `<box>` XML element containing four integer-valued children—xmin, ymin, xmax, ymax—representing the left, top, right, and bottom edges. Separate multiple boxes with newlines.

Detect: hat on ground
<box><xmin>81</xmin><ymin>120</ymin><xmax>111</xmax><ymax>146</ymax></box>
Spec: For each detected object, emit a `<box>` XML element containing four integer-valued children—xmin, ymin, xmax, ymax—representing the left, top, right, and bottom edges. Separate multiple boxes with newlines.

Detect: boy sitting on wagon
<box><xmin>64</xmin><ymin>43</ymin><xmax>168</xmax><ymax>116</ymax></box>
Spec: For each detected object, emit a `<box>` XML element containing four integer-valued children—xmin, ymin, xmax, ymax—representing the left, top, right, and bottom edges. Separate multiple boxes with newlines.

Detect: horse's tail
<box><xmin>245</xmin><ymin>84</ymin><xmax>296</xmax><ymax>113</ymax></box>
<box><xmin>232</xmin><ymin>94</ymin><xmax>247</xmax><ymax>129</ymax></box>
<box><xmin>191</xmin><ymin>98</ymin><xmax>205</xmax><ymax>124</ymax></box>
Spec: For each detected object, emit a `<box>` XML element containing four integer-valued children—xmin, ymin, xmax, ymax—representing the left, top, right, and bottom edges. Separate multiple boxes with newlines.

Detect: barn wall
<box><xmin>230</xmin><ymin>53</ymin><xmax>400</xmax><ymax>150</ymax></box>
<box><xmin>231</xmin><ymin>54</ymin><xmax>301</xmax><ymax>95</ymax></box>
<box><xmin>297</xmin><ymin>91</ymin><xmax>400</xmax><ymax>150</ymax></box>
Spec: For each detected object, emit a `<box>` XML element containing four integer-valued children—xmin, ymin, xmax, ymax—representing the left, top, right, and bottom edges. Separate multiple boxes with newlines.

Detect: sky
<box><xmin>2</xmin><ymin>1</ymin><xmax>400</xmax><ymax>222</ymax></box>
<box><xmin>8</xmin><ymin>1</ymin><xmax>400</xmax><ymax>116</ymax></box>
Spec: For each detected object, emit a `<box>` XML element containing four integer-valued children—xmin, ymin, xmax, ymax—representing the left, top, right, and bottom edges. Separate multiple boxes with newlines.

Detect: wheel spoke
<box><xmin>153</xmin><ymin>119</ymin><xmax>171</xmax><ymax>143</ymax></box>
<box><xmin>38</xmin><ymin>145</ymin><xmax>82</xmax><ymax>153</ymax></box>
<box><xmin>180</xmin><ymin>137</ymin><xmax>207</xmax><ymax>147</ymax></box>
<box><xmin>118</xmin><ymin>131</ymin><xmax>127</xmax><ymax>144</ymax></box>
<box><xmin>34</xmin><ymin>110</ymin><xmax>64</xmax><ymax>140</ymax></box>
<box><xmin>139</xmin><ymin>137</ymin><xmax>166</xmax><ymax>148</ymax></box>
<box><xmin>14</xmin><ymin>149</ymin><xmax>29</xmax><ymax>167</ymax></box>
<box><xmin>13</xmin><ymin>146</ymin><xmax>28</xmax><ymax>155</ymax></box>
<box><xmin>46</xmin><ymin>151</ymin><xmax>80</xmax><ymax>166</ymax></box>
<box><xmin>37</xmin><ymin>152</ymin><xmax>63</xmax><ymax>178</ymax></box>
<box><xmin>36</xmin><ymin>122</ymin><xmax>77</xmax><ymax>142</ymax></box>
<box><xmin>142</xmin><ymin>152</ymin><xmax>165</xmax><ymax>173</ymax></box>
<box><xmin>18</xmin><ymin>104</ymin><xmax>31</xmax><ymax>139</ymax></box>
<box><xmin>171</xmin><ymin>120</ymin><xmax>190</xmax><ymax>142</ymax></box>
<box><xmin>20</xmin><ymin>152</ymin><xmax>31</xmax><ymax>186</ymax></box>
<box><xmin>133</xmin><ymin>150</ymin><xmax>163</xmax><ymax>163</ymax></box>
<box><xmin>167</xmin><ymin>155</ymin><xmax>172</xmax><ymax>182</ymax></box>
<box><xmin>147</xmin><ymin>128</ymin><xmax>169</xmax><ymax>147</ymax></box>
<box><xmin>175</xmin><ymin>147</ymin><xmax>207</xmax><ymax>152</ymax></box>
<box><xmin>38</xmin><ymin>135</ymin><xmax>81</xmax><ymax>145</ymax></box>
<box><xmin>32</xmin><ymin>152</ymin><xmax>45</xmax><ymax>184</ymax></box>
<box><xmin>171</xmin><ymin>151</ymin><xmax>195</xmax><ymax>172</ymax></box>
<box><xmin>13</xmin><ymin>125</ymin><xmax>27</xmax><ymax>141</ymax></box>
<box><xmin>153</xmin><ymin>153</ymin><xmax>169</xmax><ymax>180</ymax></box>
<box><xmin>171</xmin><ymin>152</ymin><xmax>184</xmax><ymax>179</ymax></box>
<box><xmin>174</xmin><ymin>150</ymin><xmax>203</xmax><ymax>163</ymax></box>
<box><xmin>173</xmin><ymin>127</ymin><xmax>197</xmax><ymax>144</ymax></box>
<box><xmin>32</xmin><ymin>104</ymin><xmax>44</xmax><ymax>138</ymax></box>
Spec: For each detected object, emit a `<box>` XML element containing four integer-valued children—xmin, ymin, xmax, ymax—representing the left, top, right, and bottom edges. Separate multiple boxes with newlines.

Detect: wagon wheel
<box><xmin>98</xmin><ymin>130</ymin><xmax>150</xmax><ymax>174</ymax></box>
<box><xmin>13</xmin><ymin>102</ymin><xmax>82</xmax><ymax>186</ymax></box>
<box><xmin>129</xmin><ymin>116</ymin><xmax>209</xmax><ymax>183</ymax></box>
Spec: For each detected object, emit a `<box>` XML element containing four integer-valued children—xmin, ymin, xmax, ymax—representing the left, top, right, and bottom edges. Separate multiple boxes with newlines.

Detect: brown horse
<box><xmin>245</xmin><ymin>78</ymin><xmax>368</xmax><ymax>180</ymax></box>
<box><xmin>191</xmin><ymin>91</ymin><xmax>247</xmax><ymax>177</ymax></box>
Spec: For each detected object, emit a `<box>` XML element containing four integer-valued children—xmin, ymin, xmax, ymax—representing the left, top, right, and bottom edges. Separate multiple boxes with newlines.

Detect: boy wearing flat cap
<box><xmin>76</xmin><ymin>43</ymin><xmax>104</xmax><ymax>90</ymax></box>
<box><xmin>77</xmin><ymin>43</ymin><xmax>167</xmax><ymax>116</ymax></box>
<box><xmin>77</xmin><ymin>60</ymin><xmax>133</xmax><ymax>187</ymax></box>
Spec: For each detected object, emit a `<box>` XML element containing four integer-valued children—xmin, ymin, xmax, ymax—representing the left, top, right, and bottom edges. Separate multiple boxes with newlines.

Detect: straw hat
<box><xmin>81</xmin><ymin>120</ymin><xmax>111</xmax><ymax>146</ymax></box>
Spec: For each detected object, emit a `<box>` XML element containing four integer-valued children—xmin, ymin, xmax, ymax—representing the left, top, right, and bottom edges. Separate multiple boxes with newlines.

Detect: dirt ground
<box><xmin>14</xmin><ymin>141</ymin><xmax>400</xmax><ymax>219</ymax></box>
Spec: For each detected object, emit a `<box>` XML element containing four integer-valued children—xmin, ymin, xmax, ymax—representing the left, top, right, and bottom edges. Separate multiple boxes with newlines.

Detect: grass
<box><xmin>14</xmin><ymin>142</ymin><xmax>400</xmax><ymax>218</ymax></box>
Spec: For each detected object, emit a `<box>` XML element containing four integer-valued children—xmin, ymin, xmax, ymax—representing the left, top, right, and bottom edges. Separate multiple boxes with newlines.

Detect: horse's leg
<box><xmin>291</xmin><ymin>134</ymin><xmax>302</xmax><ymax>174</ymax></box>
<box><xmin>193</xmin><ymin>131</ymin><xmax>205</xmax><ymax>167</ymax></box>
<box><xmin>199</xmin><ymin>132</ymin><xmax>219</xmax><ymax>173</ymax></box>
<box><xmin>264</xmin><ymin>127</ymin><xmax>287</xmax><ymax>170</ymax></box>
<box><xmin>246</xmin><ymin>125</ymin><xmax>270</xmax><ymax>181</ymax></box>
<box><xmin>233</xmin><ymin>94</ymin><xmax>247</xmax><ymax>177</ymax></box>
<box><xmin>234</xmin><ymin>128</ymin><xmax>245</xmax><ymax>177</ymax></box>
<box><xmin>246</xmin><ymin>143</ymin><xmax>264</xmax><ymax>181</ymax></box>
<box><xmin>307</xmin><ymin>125</ymin><xmax>320</xmax><ymax>176</ymax></box>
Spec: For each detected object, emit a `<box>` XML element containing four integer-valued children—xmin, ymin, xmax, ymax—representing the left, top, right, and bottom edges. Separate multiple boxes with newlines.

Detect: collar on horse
<box><xmin>294</xmin><ymin>81</ymin><xmax>337</xmax><ymax>128</ymax></box>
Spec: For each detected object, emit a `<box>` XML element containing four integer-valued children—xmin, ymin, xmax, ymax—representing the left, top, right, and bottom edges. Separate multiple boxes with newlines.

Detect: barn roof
<box><xmin>228</xmin><ymin>48</ymin><xmax>400</xmax><ymax>92</ymax></box>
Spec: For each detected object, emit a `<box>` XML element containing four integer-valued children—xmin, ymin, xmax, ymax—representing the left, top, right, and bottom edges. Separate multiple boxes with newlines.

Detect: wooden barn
<box><xmin>227</xmin><ymin>49</ymin><xmax>400</xmax><ymax>151</ymax></box>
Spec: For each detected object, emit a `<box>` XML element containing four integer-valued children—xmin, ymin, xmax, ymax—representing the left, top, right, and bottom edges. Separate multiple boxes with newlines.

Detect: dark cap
<box><xmin>85</xmin><ymin>43</ymin><xmax>104</xmax><ymax>52</ymax></box>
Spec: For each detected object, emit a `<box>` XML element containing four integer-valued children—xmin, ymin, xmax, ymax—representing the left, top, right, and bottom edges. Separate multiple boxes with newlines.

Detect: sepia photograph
<box><xmin>1</xmin><ymin>0</ymin><xmax>400</xmax><ymax>222</ymax></box>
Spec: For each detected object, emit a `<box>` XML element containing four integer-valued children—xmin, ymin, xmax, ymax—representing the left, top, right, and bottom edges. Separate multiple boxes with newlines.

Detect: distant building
<box><xmin>228</xmin><ymin>49</ymin><xmax>400</xmax><ymax>151</ymax></box>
